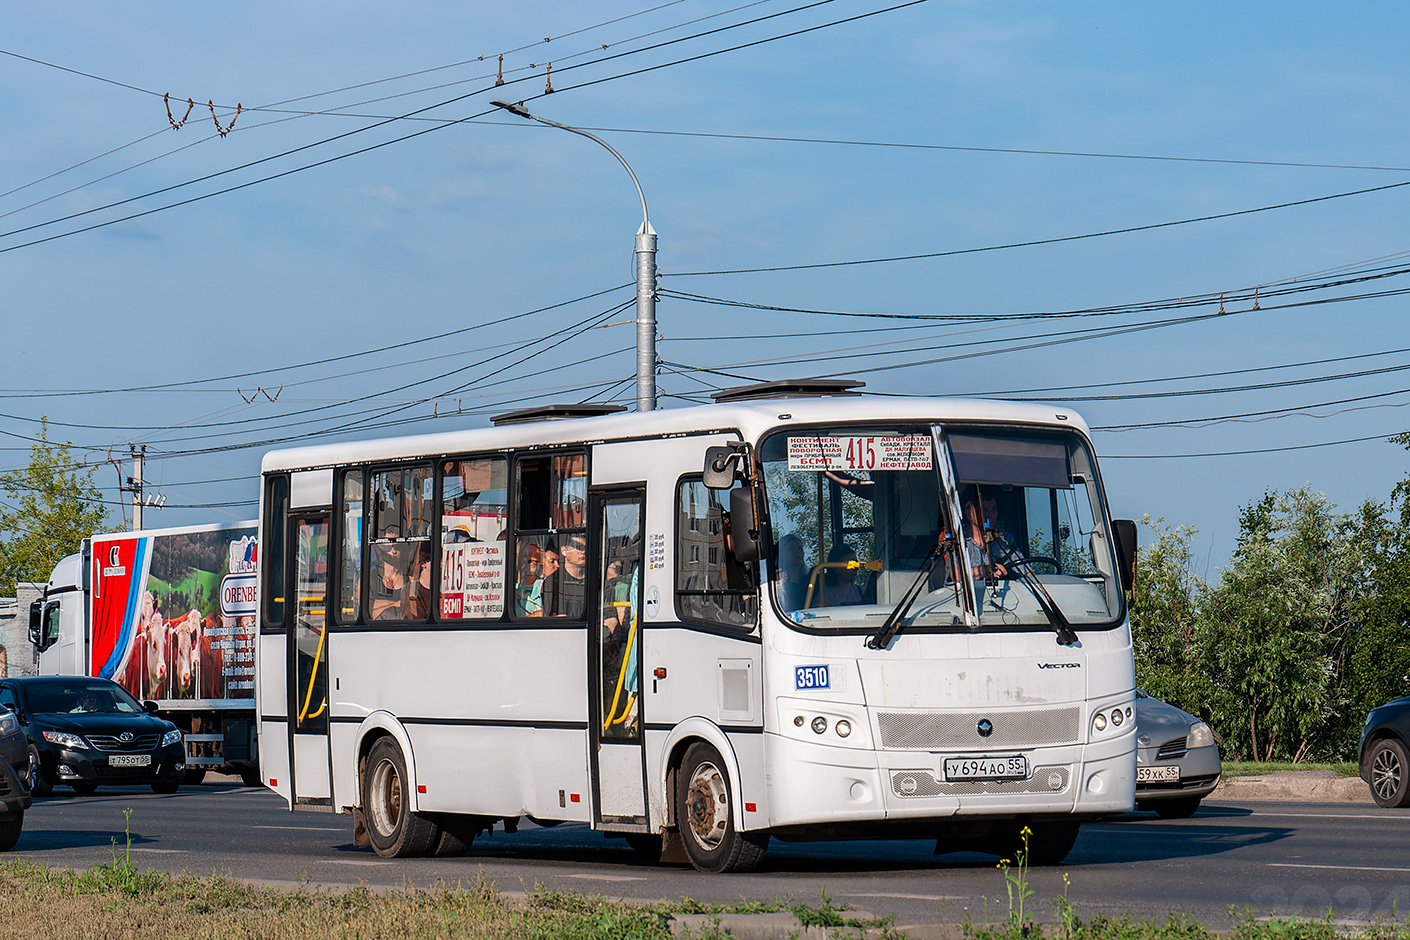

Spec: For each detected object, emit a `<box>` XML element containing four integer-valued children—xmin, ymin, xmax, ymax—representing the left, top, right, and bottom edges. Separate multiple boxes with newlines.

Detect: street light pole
<box><xmin>491</xmin><ymin>100</ymin><xmax>658</xmax><ymax>411</ymax></box>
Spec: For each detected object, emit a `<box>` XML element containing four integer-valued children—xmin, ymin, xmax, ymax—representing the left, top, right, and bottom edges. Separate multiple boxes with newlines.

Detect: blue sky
<box><xmin>3</xmin><ymin>1</ymin><xmax>1408</xmax><ymax>571</ymax></box>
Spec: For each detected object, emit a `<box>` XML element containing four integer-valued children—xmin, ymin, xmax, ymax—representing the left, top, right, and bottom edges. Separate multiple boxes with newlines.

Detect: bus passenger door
<box><xmin>288</xmin><ymin>514</ymin><xmax>333</xmax><ymax>809</ymax></box>
<box><xmin>589</xmin><ymin>489</ymin><xmax>648</xmax><ymax>826</ymax></box>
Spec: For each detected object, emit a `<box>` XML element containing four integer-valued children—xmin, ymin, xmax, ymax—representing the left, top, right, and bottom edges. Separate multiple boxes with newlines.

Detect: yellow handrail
<box><xmin>604</xmin><ymin>602</ymin><xmax>639</xmax><ymax>732</ymax></box>
<box><xmin>297</xmin><ymin>620</ymin><xmax>328</xmax><ymax>724</ymax></box>
<box><xmin>803</xmin><ymin>558</ymin><xmax>883</xmax><ymax>607</ymax></box>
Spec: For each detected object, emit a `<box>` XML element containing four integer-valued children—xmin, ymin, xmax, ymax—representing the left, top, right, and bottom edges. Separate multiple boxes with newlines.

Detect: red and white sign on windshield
<box><xmin>787</xmin><ymin>435</ymin><xmax>932</xmax><ymax>471</ymax></box>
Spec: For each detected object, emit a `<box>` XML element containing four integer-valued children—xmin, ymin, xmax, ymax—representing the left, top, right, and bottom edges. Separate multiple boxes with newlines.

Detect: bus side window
<box><xmin>337</xmin><ymin>470</ymin><xmax>364</xmax><ymax>624</ymax></box>
<box><xmin>514</xmin><ymin>453</ymin><xmax>587</xmax><ymax>621</ymax></box>
<box><xmin>438</xmin><ymin>456</ymin><xmax>509</xmax><ymax>621</ymax></box>
<box><xmin>262</xmin><ymin>475</ymin><xmax>289</xmax><ymax>629</ymax></box>
<box><xmin>676</xmin><ymin>479</ymin><xmax>758</xmax><ymax>629</ymax></box>
<box><xmin>369</xmin><ymin>465</ymin><xmax>433</xmax><ymax>623</ymax></box>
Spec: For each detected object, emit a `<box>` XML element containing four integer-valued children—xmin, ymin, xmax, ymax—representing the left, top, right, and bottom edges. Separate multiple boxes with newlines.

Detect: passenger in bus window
<box><xmin>539</xmin><ymin>534</ymin><xmax>586</xmax><ymax>619</ymax></box>
<box><xmin>775</xmin><ymin>532</ymin><xmax>809</xmax><ymax>610</ymax></box>
<box><xmin>406</xmin><ymin>541</ymin><xmax>432</xmax><ymax>620</ymax></box>
<box><xmin>822</xmin><ymin>544</ymin><xmax>864</xmax><ymax>606</ymax></box>
<box><xmin>515</xmin><ymin>541</ymin><xmax>543</xmax><ymax>617</ymax></box>
<box><xmin>962</xmin><ymin>500</ymin><xmax>1008</xmax><ymax>581</ymax></box>
<box><xmin>371</xmin><ymin>528</ymin><xmax>408</xmax><ymax>620</ymax></box>
<box><xmin>981</xmin><ymin>495</ymin><xmax>1021</xmax><ymax>562</ymax></box>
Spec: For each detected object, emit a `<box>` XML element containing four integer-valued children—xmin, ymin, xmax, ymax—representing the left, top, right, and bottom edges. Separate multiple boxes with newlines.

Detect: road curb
<box><xmin>1212</xmin><ymin>769</ymin><xmax>1370</xmax><ymax>803</ymax></box>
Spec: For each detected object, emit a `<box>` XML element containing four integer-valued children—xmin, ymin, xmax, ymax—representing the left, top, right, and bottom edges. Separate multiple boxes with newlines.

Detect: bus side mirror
<box><xmin>1112</xmin><ymin>519</ymin><xmax>1137</xmax><ymax>594</ymax></box>
<box><xmin>28</xmin><ymin>602</ymin><xmax>42</xmax><ymax>650</ymax></box>
<box><xmin>703</xmin><ymin>446</ymin><xmax>739</xmax><ymax>489</ymax></box>
<box><xmin>729</xmin><ymin>486</ymin><xmax>768</xmax><ymax>562</ymax></box>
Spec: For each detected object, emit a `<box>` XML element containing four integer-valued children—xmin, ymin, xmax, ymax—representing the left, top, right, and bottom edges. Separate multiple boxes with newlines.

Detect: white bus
<box><xmin>256</xmin><ymin>381</ymin><xmax>1138</xmax><ymax>871</ymax></box>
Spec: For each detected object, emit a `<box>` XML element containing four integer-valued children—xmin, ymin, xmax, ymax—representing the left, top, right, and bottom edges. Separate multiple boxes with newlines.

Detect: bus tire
<box><xmin>429</xmin><ymin>814</ymin><xmax>479</xmax><ymax>857</ymax></box>
<box><xmin>362</xmin><ymin>737</ymin><xmax>440</xmax><ymax>858</ymax></box>
<box><xmin>1015</xmin><ymin>820</ymin><xmax>1080</xmax><ymax>866</ymax></box>
<box><xmin>675</xmin><ymin>742</ymin><xmax>767</xmax><ymax>873</ymax></box>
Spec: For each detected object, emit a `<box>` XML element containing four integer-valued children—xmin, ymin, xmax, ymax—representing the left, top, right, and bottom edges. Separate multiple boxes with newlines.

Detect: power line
<box><xmin>0</xmin><ymin>0</ymin><xmax>855</xmax><ymax>249</ymax></box>
<box><xmin>1099</xmin><ymin>431</ymin><xmax>1405</xmax><ymax>460</ymax></box>
<box><xmin>668</xmin><ymin>179</ymin><xmax>1410</xmax><ymax>276</ymax></box>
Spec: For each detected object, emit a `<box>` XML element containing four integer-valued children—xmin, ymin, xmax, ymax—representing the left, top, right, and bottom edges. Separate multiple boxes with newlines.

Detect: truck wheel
<box><xmin>239</xmin><ymin>765</ymin><xmax>264</xmax><ymax>788</ymax></box>
<box><xmin>1154</xmin><ymin>796</ymin><xmax>1202</xmax><ymax>819</ymax></box>
<box><xmin>362</xmin><ymin>737</ymin><xmax>440</xmax><ymax>858</ymax></box>
<box><xmin>71</xmin><ymin>783</ymin><xmax>98</xmax><ymax>796</ymax></box>
<box><xmin>674</xmin><ymin>742</ymin><xmax>767</xmax><ymax>873</ymax></box>
<box><xmin>0</xmin><ymin>811</ymin><xmax>23</xmax><ymax>851</ymax></box>
<box><xmin>184</xmin><ymin>769</ymin><xmax>207</xmax><ymax>786</ymax></box>
<box><xmin>151</xmin><ymin>779</ymin><xmax>180</xmax><ymax>794</ymax></box>
<box><xmin>26</xmin><ymin>747</ymin><xmax>51</xmax><ymax>798</ymax></box>
<box><xmin>1368</xmin><ymin>738</ymin><xmax>1410</xmax><ymax>808</ymax></box>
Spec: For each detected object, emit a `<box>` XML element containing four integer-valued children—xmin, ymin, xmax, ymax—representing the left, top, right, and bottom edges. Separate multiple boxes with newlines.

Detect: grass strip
<box><xmin>1220</xmin><ymin>762</ymin><xmax>1359</xmax><ymax>778</ymax></box>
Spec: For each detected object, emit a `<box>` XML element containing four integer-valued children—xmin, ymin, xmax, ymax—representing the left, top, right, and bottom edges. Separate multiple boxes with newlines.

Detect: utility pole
<box><xmin>491</xmin><ymin>100</ymin><xmax>658</xmax><ymax>410</ymax></box>
<box><xmin>125</xmin><ymin>446</ymin><xmax>145</xmax><ymax>531</ymax></box>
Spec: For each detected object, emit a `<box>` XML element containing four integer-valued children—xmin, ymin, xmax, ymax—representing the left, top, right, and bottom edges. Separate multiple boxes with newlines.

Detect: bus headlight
<box><xmin>1110</xmin><ymin>708</ymin><xmax>1124</xmax><ymax>727</ymax></box>
<box><xmin>1092</xmin><ymin>712</ymin><xmax>1107</xmax><ymax>733</ymax></box>
<box><xmin>835</xmin><ymin>720</ymin><xmax>852</xmax><ymax>738</ymax></box>
<box><xmin>1187</xmin><ymin>721</ymin><xmax>1214</xmax><ymax>748</ymax></box>
<box><xmin>811</xmin><ymin>716</ymin><xmax>828</xmax><ymax>734</ymax></box>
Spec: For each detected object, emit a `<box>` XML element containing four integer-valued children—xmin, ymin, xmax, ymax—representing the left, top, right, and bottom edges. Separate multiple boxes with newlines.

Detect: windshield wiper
<box><xmin>867</xmin><ymin>544</ymin><xmax>944</xmax><ymax>650</ymax></box>
<box><xmin>996</xmin><ymin>547</ymin><xmax>1078</xmax><ymax>646</ymax></box>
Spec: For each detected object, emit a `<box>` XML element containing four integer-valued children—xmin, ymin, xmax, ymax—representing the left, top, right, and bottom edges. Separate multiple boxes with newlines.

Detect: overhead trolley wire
<box><xmin>1100</xmin><ymin>431</ymin><xmax>1406</xmax><ymax>460</ymax></box>
<box><xmin>0</xmin><ymin>0</ymin><xmax>865</xmax><ymax>251</ymax></box>
<box><xmin>668</xmin><ymin>179</ymin><xmax>1410</xmax><ymax>277</ymax></box>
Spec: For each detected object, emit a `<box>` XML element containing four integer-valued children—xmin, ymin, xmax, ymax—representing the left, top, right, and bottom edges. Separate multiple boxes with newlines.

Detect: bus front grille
<box><xmin>891</xmin><ymin>766</ymin><xmax>1071</xmax><ymax>798</ymax></box>
<box><xmin>877</xmin><ymin>707</ymin><xmax>1081</xmax><ymax>750</ymax></box>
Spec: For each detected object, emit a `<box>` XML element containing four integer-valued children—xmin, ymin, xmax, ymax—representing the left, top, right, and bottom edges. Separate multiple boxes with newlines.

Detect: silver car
<box><xmin>1134</xmin><ymin>689</ymin><xmax>1221</xmax><ymax>818</ymax></box>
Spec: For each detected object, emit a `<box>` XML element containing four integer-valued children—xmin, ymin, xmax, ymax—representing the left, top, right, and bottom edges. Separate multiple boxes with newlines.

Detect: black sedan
<box><xmin>0</xmin><ymin>677</ymin><xmax>184</xmax><ymax>796</ymax></box>
<box><xmin>1360</xmin><ymin>695</ymin><xmax>1410</xmax><ymax>808</ymax></box>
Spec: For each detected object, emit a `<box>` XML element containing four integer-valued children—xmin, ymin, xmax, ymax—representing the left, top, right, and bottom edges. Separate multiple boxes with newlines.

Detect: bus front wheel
<box><xmin>362</xmin><ymin>738</ymin><xmax>440</xmax><ymax>858</ymax></box>
<box><xmin>674</xmin><ymin>742</ymin><xmax>767</xmax><ymax>873</ymax></box>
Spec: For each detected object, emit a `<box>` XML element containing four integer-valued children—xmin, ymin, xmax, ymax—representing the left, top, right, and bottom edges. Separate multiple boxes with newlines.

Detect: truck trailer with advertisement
<box><xmin>29</xmin><ymin>521</ymin><xmax>260</xmax><ymax>786</ymax></box>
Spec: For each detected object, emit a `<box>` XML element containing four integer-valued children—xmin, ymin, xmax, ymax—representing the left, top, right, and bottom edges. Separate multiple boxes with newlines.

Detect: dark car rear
<box><xmin>1360</xmin><ymin>696</ymin><xmax>1410</xmax><ymax>808</ymax></box>
<box><xmin>0</xmin><ymin>677</ymin><xmax>184</xmax><ymax>796</ymax></box>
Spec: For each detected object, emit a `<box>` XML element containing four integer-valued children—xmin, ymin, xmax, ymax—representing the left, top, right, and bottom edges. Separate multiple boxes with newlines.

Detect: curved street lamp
<box><xmin>492</xmin><ymin>100</ymin><xmax>658</xmax><ymax>412</ymax></box>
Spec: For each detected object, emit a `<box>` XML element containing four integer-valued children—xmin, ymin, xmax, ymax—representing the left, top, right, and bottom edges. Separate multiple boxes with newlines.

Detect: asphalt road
<box><xmin>10</xmin><ymin>782</ymin><xmax>1408</xmax><ymax>931</ymax></box>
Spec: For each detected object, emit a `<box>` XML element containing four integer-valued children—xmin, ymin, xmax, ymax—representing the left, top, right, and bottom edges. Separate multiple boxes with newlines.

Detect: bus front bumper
<box><xmin>761</xmin><ymin>730</ymin><xmax>1134</xmax><ymax>831</ymax></box>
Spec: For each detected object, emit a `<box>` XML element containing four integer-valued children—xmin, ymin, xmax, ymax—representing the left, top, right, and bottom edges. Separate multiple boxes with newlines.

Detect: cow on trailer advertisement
<box><xmin>90</xmin><ymin>526</ymin><xmax>258</xmax><ymax>702</ymax></box>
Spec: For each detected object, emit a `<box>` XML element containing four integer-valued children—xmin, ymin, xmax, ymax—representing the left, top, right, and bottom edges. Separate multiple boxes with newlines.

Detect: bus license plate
<box><xmin>1137</xmin><ymin>765</ymin><xmax>1180</xmax><ymax>782</ymax></box>
<box><xmin>109</xmin><ymin>755</ymin><xmax>151</xmax><ymax>767</ymax></box>
<box><xmin>944</xmin><ymin>756</ymin><xmax>1028</xmax><ymax>782</ymax></box>
<box><xmin>795</xmin><ymin>665</ymin><xmax>830</xmax><ymax>690</ymax></box>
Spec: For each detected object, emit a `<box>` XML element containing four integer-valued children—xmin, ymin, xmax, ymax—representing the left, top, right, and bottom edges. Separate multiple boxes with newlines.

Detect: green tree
<box><xmin>1345</xmin><ymin>440</ymin><xmax>1410</xmax><ymax>745</ymax></box>
<box><xmin>1129</xmin><ymin>516</ymin><xmax>1210</xmax><ymax>715</ymax></box>
<box><xmin>1198</xmin><ymin>487</ymin><xmax>1372</xmax><ymax>762</ymax></box>
<box><xmin>0</xmin><ymin>420</ymin><xmax>109</xmax><ymax>593</ymax></box>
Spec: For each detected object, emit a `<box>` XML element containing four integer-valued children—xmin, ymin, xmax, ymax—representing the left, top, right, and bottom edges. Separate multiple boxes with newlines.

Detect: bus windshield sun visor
<box><xmin>946</xmin><ymin>434</ymin><xmax>1070</xmax><ymax>489</ymax></box>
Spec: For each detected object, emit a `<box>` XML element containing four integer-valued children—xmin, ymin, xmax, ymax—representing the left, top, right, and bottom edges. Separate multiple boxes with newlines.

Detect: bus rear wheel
<box><xmin>674</xmin><ymin>742</ymin><xmax>767</xmax><ymax>873</ymax></box>
<box><xmin>362</xmin><ymin>738</ymin><xmax>440</xmax><ymax>858</ymax></box>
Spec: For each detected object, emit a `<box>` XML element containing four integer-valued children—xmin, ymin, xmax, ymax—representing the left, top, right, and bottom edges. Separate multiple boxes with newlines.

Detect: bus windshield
<box><xmin>760</xmin><ymin>425</ymin><xmax>1123</xmax><ymax>634</ymax></box>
